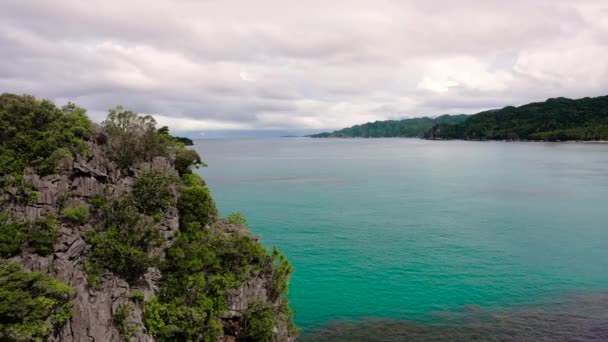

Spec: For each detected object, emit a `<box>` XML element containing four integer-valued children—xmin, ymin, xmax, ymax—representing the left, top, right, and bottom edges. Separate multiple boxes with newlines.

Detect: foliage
<box><xmin>113</xmin><ymin>304</ymin><xmax>138</xmax><ymax>340</ymax></box>
<box><xmin>86</xmin><ymin>198</ymin><xmax>163</xmax><ymax>283</ymax></box>
<box><xmin>61</xmin><ymin>204</ymin><xmax>90</xmax><ymax>224</ymax></box>
<box><xmin>425</xmin><ymin>95</ymin><xmax>608</xmax><ymax>141</ymax></box>
<box><xmin>103</xmin><ymin>107</ymin><xmax>175</xmax><ymax>170</ymax></box>
<box><xmin>144</xmin><ymin>228</ymin><xmax>269</xmax><ymax>341</ymax></box>
<box><xmin>27</xmin><ymin>217</ymin><xmax>59</xmax><ymax>256</ymax></box>
<box><xmin>132</xmin><ymin>169</ymin><xmax>177</xmax><ymax>215</ymax></box>
<box><xmin>86</xmin><ymin>221</ymin><xmax>162</xmax><ymax>284</ymax></box>
<box><xmin>46</xmin><ymin>148</ymin><xmax>73</xmax><ymax>171</ymax></box>
<box><xmin>310</xmin><ymin>114</ymin><xmax>469</xmax><ymax>138</ymax></box>
<box><xmin>0</xmin><ymin>260</ymin><xmax>73</xmax><ymax>342</ymax></box>
<box><xmin>83</xmin><ymin>260</ymin><xmax>103</xmax><ymax>289</ymax></box>
<box><xmin>269</xmin><ymin>247</ymin><xmax>294</xmax><ymax>299</ymax></box>
<box><xmin>0</xmin><ymin>216</ymin><xmax>58</xmax><ymax>257</ymax></box>
<box><xmin>0</xmin><ymin>215</ymin><xmax>25</xmax><ymax>258</ymax></box>
<box><xmin>181</xmin><ymin>173</ymin><xmax>206</xmax><ymax>187</ymax></box>
<box><xmin>177</xmin><ymin>184</ymin><xmax>218</xmax><ymax>232</ymax></box>
<box><xmin>129</xmin><ymin>291</ymin><xmax>145</xmax><ymax>304</ymax></box>
<box><xmin>1</xmin><ymin>175</ymin><xmax>39</xmax><ymax>205</ymax></box>
<box><xmin>143</xmin><ymin>296</ymin><xmax>224</xmax><ymax>341</ymax></box>
<box><xmin>227</xmin><ymin>212</ymin><xmax>248</xmax><ymax>226</ymax></box>
<box><xmin>175</xmin><ymin>149</ymin><xmax>205</xmax><ymax>175</ymax></box>
<box><xmin>144</xmin><ymin>205</ymin><xmax>295</xmax><ymax>341</ymax></box>
<box><xmin>0</xmin><ymin>94</ymin><xmax>93</xmax><ymax>176</ymax></box>
<box><xmin>240</xmin><ymin>301</ymin><xmax>276</xmax><ymax>342</ymax></box>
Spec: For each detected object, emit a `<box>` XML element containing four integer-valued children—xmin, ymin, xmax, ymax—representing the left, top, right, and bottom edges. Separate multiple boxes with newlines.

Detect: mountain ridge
<box><xmin>309</xmin><ymin>114</ymin><xmax>469</xmax><ymax>138</ymax></box>
<box><xmin>424</xmin><ymin>95</ymin><xmax>608</xmax><ymax>141</ymax></box>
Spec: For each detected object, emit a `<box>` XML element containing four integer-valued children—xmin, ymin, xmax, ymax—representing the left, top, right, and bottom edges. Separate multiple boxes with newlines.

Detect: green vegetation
<box><xmin>129</xmin><ymin>291</ymin><xmax>145</xmax><ymax>304</ymax></box>
<box><xmin>0</xmin><ymin>216</ymin><xmax>58</xmax><ymax>257</ymax></box>
<box><xmin>132</xmin><ymin>170</ymin><xmax>177</xmax><ymax>215</ymax></box>
<box><xmin>175</xmin><ymin>149</ymin><xmax>204</xmax><ymax>176</ymax></box>
<box><xmin>240</xmin><ymin>301</ymin><xmax>276</xmax><ymax>342</ymax></box>
<box><xmin>113</xmin><ymin>304</ymin><xmax>138</xmax><ymax>340</ymax></box>
<box><xmin>85</xmin><ymin>200</ymin><xmax>163</xmax><ymax>283</ymax></box>
<box><xmin>1</xmin><ymin>175</ymin><xmax>40</xmax><ymax>205</ymax></box>
<box><xmin>269</xmin><ymin>247</ymin><xmax>294</xmax><ymax>298</ymax></box>
<box><xmin>61</xmin><ymin>204</ymin><xmax>90</xmax><ymax>224</ymax></box>
<box><xmin>0</xmin><ymin>95</ymin><xmax>296</xmax><ymax>341</ymax></box>
<box><xmin>424</xmin><ymin>95</ymin><xmax>608</xmax><ymax>141</ymax></box>
<box><xmin>0</xmin><ymin>260</ymin><xmax>73</xmax><ymax>341</ymax></box>
<box><xmin>0</xmin><ymin>216</ymin><xmax>25</xmax><ymax>258</ymax></box>
<box><xmin>0</xmin><ymin>94</ymin><xmax>93</xmax><ymax>176</ymax></box>
<box><xmin>309</xmin><ymin>114</ymin><xmax>468</xmax><ymax>138</ymax></box>
<box><xmin>103</xmin><ymin>107</ymin><xmax>176</xmax><ymax>171</ymax></box>
<box><xmin>177</xmin><ymin>184</ymin><xmax>218</xmax><ymax>232</ymax></box>
<box><xmin>143</xmin><ymin>184</ymin><xmax>295</xmax><ymax>341</ymax></box>
<box><xmin>27</xmin><ymin>217</ymin><xmax>59</xmax><ymax>256</ymax></box>
<box><xmin>227</xmin><ymin>212</ymin><xmax>248</xmax><ymax>226</ymax></box>
<box><xmin>181</xmin><ymin>173</ymin><xmax>206</xmax><ymax>187</ymax></box>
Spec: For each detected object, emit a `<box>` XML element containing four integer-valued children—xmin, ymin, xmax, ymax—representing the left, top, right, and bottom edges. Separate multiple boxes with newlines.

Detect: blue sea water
<box><xmin>193</xmin><ymin>138</ymin><xmax>608</xmax><ymax>336</ymax></box>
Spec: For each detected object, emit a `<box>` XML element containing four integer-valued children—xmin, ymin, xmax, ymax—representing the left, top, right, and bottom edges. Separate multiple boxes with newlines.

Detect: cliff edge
<box><xmin>0</xmin><ymin>94</ymin><xmax>296</xmax><ymax>342</ymax></box>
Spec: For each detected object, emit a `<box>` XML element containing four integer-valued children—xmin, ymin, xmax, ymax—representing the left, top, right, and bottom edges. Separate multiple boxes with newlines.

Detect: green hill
<box><xmin>309</xmin><ymin>114</ymin><xmax>469</xmax><ymax>138</ymax></box>
<box><xmin>424</xmin><ymin>95</ymin><xmax>608</xmax><ymax>141</ymax></box>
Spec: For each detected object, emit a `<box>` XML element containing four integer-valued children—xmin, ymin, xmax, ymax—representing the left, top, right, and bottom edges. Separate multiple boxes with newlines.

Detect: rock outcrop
<box><xmin>2</xmin><ymin>127</ymin><xmax>294</xmax><ymax>341</ymax></box>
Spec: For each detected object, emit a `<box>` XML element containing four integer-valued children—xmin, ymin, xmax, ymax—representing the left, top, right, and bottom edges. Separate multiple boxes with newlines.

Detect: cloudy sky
<box><xmin>1</xmin><ymin>0</ymin><xmax>608</xmax><ymax>135</ymax></box>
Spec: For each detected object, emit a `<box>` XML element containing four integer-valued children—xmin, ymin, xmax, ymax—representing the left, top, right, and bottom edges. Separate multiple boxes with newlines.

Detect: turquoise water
<box><xmin>193</xmin><ymin>138</ymin><xmax>608</xmax><ymax>333</ymax></box>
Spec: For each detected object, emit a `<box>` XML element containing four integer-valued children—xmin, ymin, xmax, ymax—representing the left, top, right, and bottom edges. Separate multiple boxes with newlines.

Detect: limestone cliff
<box><xmin>1</xmin><ymin>125</ymin><xmax>295</xmax><ymax>342</ymax></box>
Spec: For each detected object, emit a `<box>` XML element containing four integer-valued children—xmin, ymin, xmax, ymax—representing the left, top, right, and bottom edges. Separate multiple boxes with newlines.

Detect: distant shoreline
<box><xmin>306</xmin><ymin>136</ymin><xmax>608</xmax><ymax>143</ymax></box>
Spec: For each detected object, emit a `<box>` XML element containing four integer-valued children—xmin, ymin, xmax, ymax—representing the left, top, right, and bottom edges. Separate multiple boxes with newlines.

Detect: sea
<box><xmin>193</xmin><ymin>138</ymin><xmax>608</xmax><ymax>341</ymax></box>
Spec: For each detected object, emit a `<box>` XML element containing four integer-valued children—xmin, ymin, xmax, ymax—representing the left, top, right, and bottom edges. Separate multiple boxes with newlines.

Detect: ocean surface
<box><xmin>193</xmin><ymin>138</ymin><xmax>608</xmax><ymax>340</ymax></box>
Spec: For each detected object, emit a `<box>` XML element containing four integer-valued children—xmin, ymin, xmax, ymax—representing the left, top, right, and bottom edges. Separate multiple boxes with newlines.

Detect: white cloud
<box><xmin>1</xmin><ymin>0</ymin><xmax>608</xmax><ymax>132</ymax></box>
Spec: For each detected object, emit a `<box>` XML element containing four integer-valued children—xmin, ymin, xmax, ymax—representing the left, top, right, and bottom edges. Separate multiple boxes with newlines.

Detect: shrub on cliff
<box><xmin>27</xmin><ymin>217</ymin><xmax>59</xmax><ymax>256</ymax></box>
<box><xmin>102</xmin><ymin>107</ymin><xmax>205</xmax><ymax>176</ymax></box>
<box><xmin>0</xmin><ymin>94</ymin><xmax>93</xmax><ymax>176</ymax></box>
<box><xmin>132</xmin><ymin>169</ymin><xmax>177</xmax><ymax>215</ymax></box>
<box><xmin>61</xmin><ymin>204</ymin><xmax>90</xmax><ymax>224</ymax></box>
<box><xmin>0</xmin><ymin>216</ymin><xmax>25</xmax><ymax>258</ymax></box>
<box><xmin>240</xmin><ymin>301</ymin><xmax>276</xmax><ymax>342</ymax></box>
<box><xmin>181</xmin><ymin>173</ymin><xmax>206</xmax><ymax>187</ymax></box>
<box><xmin>177</xmin><ymin>184</ymin><xmax>218</xmax><ymax>232</ymax></box>
<box><xmin>103</xmin><ymin>107</ymin><xmax>173</xmax><ymax>170</ymax></box>
<box><xmin>0</xmin><ymin>260</ymin><xmax>73</xmax><ymax>341</ymax></box>
<box><xmin>144</xmin><ymin>228</ymin><xmax>270</xmax><ymax>341</ymax></box>
<box><xmin>174</xmin><ymin>149</ymin><xmax>204</xmax><ymax>175</ymax></box>
<box><xmin>0</xmin><ymin>216</ymin><xmax>58</xmax><ymax>257</ymax></box>
<box><xmin>86</xmin><ymin>199</ymin><xmax>164</xmax><ymax>284</ymax></box>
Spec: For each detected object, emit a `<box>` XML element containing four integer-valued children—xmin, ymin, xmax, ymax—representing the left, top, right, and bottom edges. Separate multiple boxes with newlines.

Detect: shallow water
<box><xmin>193</xmin><ymin>138</ymin><xmax>608</xmax><ymax>338</ymax></box>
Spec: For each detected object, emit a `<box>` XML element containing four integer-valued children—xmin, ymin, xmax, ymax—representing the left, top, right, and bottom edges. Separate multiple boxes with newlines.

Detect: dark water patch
<box><xmin>300</xmin><ymin>292</ymin><xmax>608</xmax><ymax>341</ymax></box>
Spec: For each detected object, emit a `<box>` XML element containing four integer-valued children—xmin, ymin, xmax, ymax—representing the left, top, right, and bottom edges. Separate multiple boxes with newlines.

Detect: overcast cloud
<box><xmin>1</xmin><ymin>0</ymin><xmax>608</xmax><ymax>133</ymax></box>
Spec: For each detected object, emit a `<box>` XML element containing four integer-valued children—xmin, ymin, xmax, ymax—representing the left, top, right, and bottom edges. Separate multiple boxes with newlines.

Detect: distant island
<box><xmin>311</xmin><ymin>95</ymin><xmax>608</xmax><ymax>142</ymax></box>
<box><xmin>158</xmin><ymin>126</ymin><xmax>194</xmax><ymax>145</ymax></box>
<box><xmin>309</xmin><ymin>114</ymin><xmax>469</xmax><ymax>138</ymax></box>
<box><xmin>424</xmin><ymin>95</ymin><xmax>608</xmax><ymax>141</ymax></box>
<box><xmin>174</xmin><ymin>136</ymin><xmax>194</xmax><ymax>145</ymax></box>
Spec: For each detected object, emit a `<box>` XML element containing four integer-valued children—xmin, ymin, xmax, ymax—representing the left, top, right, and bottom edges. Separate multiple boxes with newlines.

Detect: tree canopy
<box><xmin>424</xmin><ymin>95</ymin><xmax>608</xmax><ymax>141</ymax></box>
<box><xmin>309</xmin><ymin>114</ymin><xmax>469</xmax><ymax>138</ymax></box>
<box><xmin>0</xmin><ymin>93</ymin><xmax>93</xmax><ymax>175</ymax></box>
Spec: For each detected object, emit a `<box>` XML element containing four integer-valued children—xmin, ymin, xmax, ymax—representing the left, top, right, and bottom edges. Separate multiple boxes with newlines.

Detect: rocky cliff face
<box><xmin>2</xmin><ymin>127</ymin><xmax>294</xmax><ymax>341</ymax></box>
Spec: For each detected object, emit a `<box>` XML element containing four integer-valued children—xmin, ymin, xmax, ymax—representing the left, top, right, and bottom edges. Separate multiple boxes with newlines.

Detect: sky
<box><xmin>1</xmin><ymin>0</ymin><xmax>608</xmax><ymax>136</ymax></box>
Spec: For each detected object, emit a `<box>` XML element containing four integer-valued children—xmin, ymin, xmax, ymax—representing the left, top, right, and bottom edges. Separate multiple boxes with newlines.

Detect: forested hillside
<box><xmin>309</xmin><ymin>115</ymin><xmax>468</xmax><ymax>138</ymax></box>
<box><xmin>424</xmin><ymin>96</ymin><xmax>608</xmax><ymax>141</ymax></box>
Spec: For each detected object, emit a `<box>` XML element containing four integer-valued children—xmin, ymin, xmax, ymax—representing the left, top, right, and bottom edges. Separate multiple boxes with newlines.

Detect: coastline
<box><xmin>306</xmin><ymin>136</ymin><xmax>608</xmax><ymax>143</ymax></box>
